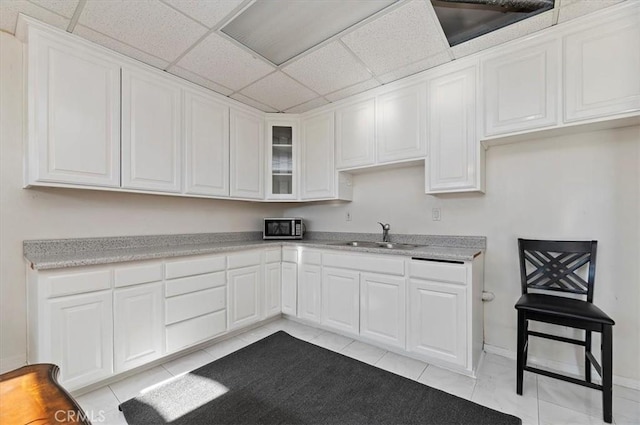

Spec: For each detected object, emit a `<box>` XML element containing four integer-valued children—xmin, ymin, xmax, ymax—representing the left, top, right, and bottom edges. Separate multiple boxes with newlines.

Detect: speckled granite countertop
<box><xmin>24</xmin><ymin>231</ymin><xmax>486</xmax><ymax>270</ymax></box>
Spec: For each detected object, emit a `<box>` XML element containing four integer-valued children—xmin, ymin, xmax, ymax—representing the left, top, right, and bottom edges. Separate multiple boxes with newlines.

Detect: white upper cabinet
<box><xmin>266</xmin><ymin>118</ymin><xmax>298</xmax><ymax>200</ymax></box>
<box><xmin>27</xmin><ymin>30</ymin><xmax>121</xmax><ymax>187</ymax></box>
<box><xmin>300</xmin><ymin>111</ymin><xmax>336</xmax><ymax>200</ymax></box>
<box><xmin>183</xmin><ymin>90</ymin><xmax>229</xmax><ymax>197</ymax></box>
<box><xmin>426</xmin><ymin>63</ymin><xmax>483</xmax><ymax>194</ymax></box>
<box><xmin>335</xmin><ymin>99</ymin><xmax>375</xmax><ymax>169</ymax></box>
<box><xmin>482</xmin><ymin>38</ymin><xmax>560</xmax><ymax>136</ymax></box>
<box><xmin>122</xmin><ymin>67</ymin><xmax>182</xmax><ymax>192</ymax></box>
<box><xmin>230</xmin><ymin>108</ymin><xmax>264</xmax><ymax>199</ymax></box>
<box><xmin>563</xmin><ymin>6</ymin><xmax>640</xmax><ymax>122</ymax></box>
<box><xmin>376</xmin><ymin>83</ymin><xmax>427</xmax><ymax>163</ymax></box>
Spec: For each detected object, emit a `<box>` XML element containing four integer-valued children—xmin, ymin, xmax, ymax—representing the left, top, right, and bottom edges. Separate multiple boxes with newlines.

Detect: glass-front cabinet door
<box><xmin>266</xmin><ymin>118</ymin><xmax>298</xmax><ymax>199</ymax></box>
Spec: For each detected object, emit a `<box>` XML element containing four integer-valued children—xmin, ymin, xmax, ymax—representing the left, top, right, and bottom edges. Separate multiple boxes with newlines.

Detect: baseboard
<box><xmin>483</xmin><ymin>343</ymin><xmax>640</xmax><ymax>391</ymax></box>
<box><xmin>0</xmin><ymin>354</ymin><xmax>27</xmax><ymax>374</ymax></box>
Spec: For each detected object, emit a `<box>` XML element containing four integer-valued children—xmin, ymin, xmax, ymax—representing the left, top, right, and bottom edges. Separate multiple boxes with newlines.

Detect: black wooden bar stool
<box><xmin>514</xmin><ymin>239</ymin><xmax>615</xmax><ymax>423</ymax></box>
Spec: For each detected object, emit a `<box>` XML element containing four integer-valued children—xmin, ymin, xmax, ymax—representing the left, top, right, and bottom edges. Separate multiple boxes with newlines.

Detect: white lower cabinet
<box><xmin>298</xmin><ymin>264</ymin><xmax>322</xmax><ymax>323</ymax></box>
<box><xmin>264</xmin><ymin>262</ymin><xmax>282</xmax><ymax>318</ymax></box>
<box><xmin>321</xmin><ymin>267</ymin><xmax>360</xmax><ymax>335</ymax></box>
<box><xmin>281</xmin><ymin>260</ymin><xmax>298</xmax><ymax>316</ymax></box>
<box><xmin>48</xmin><ymin>290</ymin><xmax>114</xmax><ymax>389</ymax></box>
<box><xmin>408</xmin><ymin>279</ymin><xmax>467</xmax><ymax>367</ymax></box>
<box><xmin>227</xmin><ymin>265</ymin><xmax>261</xmax><ymax>330</ymax></box>
<box><xmin>114</xmin><ymin>282</ymin><xmax>164</xmax><ymax>372</ymax></box>
<box><xmin>360</xmin><ymin>273</ymin><xmax>406</xmax><ymax>349</ymax></box>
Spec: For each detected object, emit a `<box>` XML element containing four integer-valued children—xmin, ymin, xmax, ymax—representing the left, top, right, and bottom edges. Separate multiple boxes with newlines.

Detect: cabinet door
<box><xmin>30</xmin><ymin>33</ymin><xmax>120</xmax><ymax>187</ymax></box>
<box><xmin>426</xmin><ymin>65</ymin><xmax>481</xmax><ymax>193</ymax></box>
<box><xmin>48</xmin><ymin>291</ymin><xmax>113</xmax><ymax>390</ymax></box>
<box><xmin>230</xmin><ymin>108</ymin><xmax>264</xmax><ymax>199</ymax></box>
<box><xmin>266</xmin><ymin>120</ymin><xmax>297</xmax><ymax>200</ymax></box>
<box><xmin>321</xmin><ymin>267</ymin><xmax>359</xmax><ymax>335</ymax></box>
<box><xmin>281</xmin><ymin>262</ymin><xmax>297</xmax><ymax>316</ymax></box>
<box><xmin>300</xmin><ymin>112</ymin><xmax>335</xmax><ymax>199</ymax></box>
<box><xmin>360</xmin><ymin>273</ymin><xmax>406</xmax><ymax>348</ymax></box>
<box><xmin>122</xmin><ymin>68</ymin><xmax>182</xmax><ymax>192</ymax></box>
<box><xmin>376</xmin><ymin>84</ymin><xmax>427</xmax><ymax>163</ymax></box>
<box><xmin>114</xmin><ymin>282</ymin><xmax>164</xmax><ymax>372</ymax></box>
<box><xmin>483</xmin><ymin>39</ymin><xmax>559</xmax><ymax>136</ymax></box>
<box><xmin>335</xmin><ymin>99</ymin><xmax>375</xmax><ymax>169</ymax></box>
<box><xmin>564</xmin><ymin>7</ymin><xmax>640</xmax><ymax>122</ymax></box>
<box><xmin>227</xmin><ymin>265</ymin><xmax>261</xmax><ymax>329</ymax></box>
<box><xmin>184</xmin><ymin>90</ymin><xmax>229</xmax><ymax>197</ymax></box>
<box><xmin>298</xmin><ymin>264</ymin><xmax>322</xmax><ymax>323</ymax></box>
<box><xmin>408</xmin><ymin>279</ymin><xmax>467</xmax><ymax>367</ymax></box>
<box><xmin>264</xmin><ymin>262</ymin><xmax>282</xmax><ymax>318</ymax></box>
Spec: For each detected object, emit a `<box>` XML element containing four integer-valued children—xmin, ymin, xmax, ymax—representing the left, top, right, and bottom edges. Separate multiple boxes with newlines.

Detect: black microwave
<box><xmin>263</xmin><ymin>218</ymin><xmax>304</xmax><ymax>240</ymax></box>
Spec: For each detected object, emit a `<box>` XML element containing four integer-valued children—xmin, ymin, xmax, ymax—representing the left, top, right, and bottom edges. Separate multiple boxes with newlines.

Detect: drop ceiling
<box><xmin>0</xmin><ymin>0</ymin><xmax>626</xmax><ymax>113</ymax></box>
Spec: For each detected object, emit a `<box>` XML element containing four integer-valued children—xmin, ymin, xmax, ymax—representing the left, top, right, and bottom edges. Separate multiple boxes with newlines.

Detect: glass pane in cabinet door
<box><xmin>273</xmin><ymin>175</ymin><xmax>292</xmax><ymax>195</ymax></box>
<box><xmin>273</xmin><ymin>126</ymin><xmax>292</xmax><ymax>145</ymax></box>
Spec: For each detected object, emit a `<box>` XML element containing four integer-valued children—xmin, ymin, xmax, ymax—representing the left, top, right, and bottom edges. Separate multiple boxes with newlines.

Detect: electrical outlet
<box><xmin>432</xmin><ymin>208</ymin><xmax>441</xmax><ymax>221</ymax></box>
<box><xmin>346</xmin><ymin>211</ymin><xmax>352</xmax><ymax>222</ymax></box>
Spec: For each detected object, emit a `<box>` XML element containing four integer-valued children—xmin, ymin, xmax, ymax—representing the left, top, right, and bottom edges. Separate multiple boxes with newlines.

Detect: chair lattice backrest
<box><xmin>518</xmin><ymin>239</ymin><xmax>598</xmax><ymax>302</ymax></box>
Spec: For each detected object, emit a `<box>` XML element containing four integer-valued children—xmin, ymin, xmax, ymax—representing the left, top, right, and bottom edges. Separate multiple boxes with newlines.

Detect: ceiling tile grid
<box><xmin>341</xmin><ymin>0</ymin><xmax>449</xmax><ymax>76</ymax></box>
<box><xmin>162</xmin><ymin>0</ymin><xmax>245</xmax><ymax>29</ymax></box>
<box><xmin>378</xmin><ymin>50</ymin><xmax>452</xmax><ymax>84</ymax></box>
<box><xmin>174</xmin><ymin>32</ymin><xmax>276</xmax><ymax>91</ymax></box>
<box><xmin>229</xmin><ymin>93</ymin><xmax>278</xmax><ymax>113</ymax></box>
<box><xmin>78</xmin><ymin>0</ymin><xmax>209</xmax><ymax>62</ymax></box>
<box><xmin>168</xmin><ymin>66</ymin><xmax>234</xmax><ymax>96</ymax></box>
<box><xmin>73</xmin><ymin>24</ymin><xmax>170</xmax><ymax>69</ymax></box>
<box><xmin>240</xmin><ymin>71</ymin><xmax>318</xmax><ymax>112</ymax></box>
<box><xmin>324</xmin><ymin>79</ymin><xmax>381</xmax><ymax>103</ymax></box>
<box><xmin>0</xmin><ymin>0</ymin><xmax>70</xmax><ymax>33</ymax></box>
<box><xmin>282</xmin><ymin>41</ymin><xmax>373</xmax><ymax>96</ymax></box>
<box><xmin>558</xmin><ymin>0</ymin><xmax>625</xmax><ymax>23</ymax></box>
<box><xmin>285</xmin><ymin>97</ymin><xmax>330</xmax><ymax>114</ymax></box>
<box><xmin>29</xmin><ymin>0</ymin><xmax>79</xmax><ymax>18</ymax></box>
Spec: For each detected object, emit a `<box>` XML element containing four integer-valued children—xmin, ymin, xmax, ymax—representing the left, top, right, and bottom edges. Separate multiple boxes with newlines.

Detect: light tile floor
<box><xmin>75</xmin><ymin>319</ymin><xmax>640</xmax><ymax>425</ymax></box>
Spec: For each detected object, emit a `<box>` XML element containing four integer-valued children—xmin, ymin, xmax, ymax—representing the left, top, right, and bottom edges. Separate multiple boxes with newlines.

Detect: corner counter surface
<box><xmin>24</xmin><ymin>232</ymin><xmax>486</xmax><ymax>270</ymax></box>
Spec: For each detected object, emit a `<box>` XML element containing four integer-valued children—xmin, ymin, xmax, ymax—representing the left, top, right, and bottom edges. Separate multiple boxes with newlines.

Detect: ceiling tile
<box><xmin>378</xmin><ymin>51</ymin><xmax>451</xmax><ymax>84</ymax></box>
<box><xmin>282</xmin><ymin>41</ymin><xmax>373</xmax><ymax>95</ymax></box>
<box><xmin>73</xmin><ymin>25</ymin><xmax>169</xmax><ymax>69</ymax></box>
<box><xmin>451</xmin><ymin>10</ymin><xmax>554</xmax><ymax>59</ymax></box>
<box><xmin>29</xmin><ymin>0</ymin><xmax>79</xmax><ymax>17</ymax></box>
<box><xmin>163</xmin><ymin>0</ymin><xmax>244</xmax><ymax>28</ymax></box>
<box><xmin>167</xmin><ymin>66</ymin><xmax>234</xmax><ymax>96</ymax></box>
<box><xmin>0</xmin><ymin>1</ymin><xmax>69</xmax><ymax>33</ymax></box>
<box><xmin>324</xmin><ymin>78</ymin><xmax>380</xmax><ymax>103</ymax></box>
<box><xmin>558</xmin><ymin>0</ymin><xmax>624</xmax><ymax>23</ymax></box>
<box><xmin>78</xmin><ymin>0</ymin><xmax>208</xmax><ymax>62</ymax></box>
<box><xmin>240</xmin><ymin>71</ymin><xmax>318</xmax><ymax>112</ymax></box>
<box><xmin>341</xmin><ymin>0</ymin><xmax>448</xmax><ymax>75</ymax></box>
<box><xmin>176</xmin><ymin>32</ymin><xmax>275</xmax><ymax>91</ymax></box>
<box><xmin>285</xmin><ymin>97</ymin><xmax>329</xmax><ymax>114</ymax></box>
<box><xmin>230</xmin><ymin>93</ymin><xmax>278</xmax><ymax>113</ymax></box>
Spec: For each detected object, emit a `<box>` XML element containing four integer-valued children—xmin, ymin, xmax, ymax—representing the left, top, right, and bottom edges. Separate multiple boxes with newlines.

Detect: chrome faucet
<box><xmin>378</xmin><ymin>222</ymin><xmax>390</xmax><ymax>242</ymax></box>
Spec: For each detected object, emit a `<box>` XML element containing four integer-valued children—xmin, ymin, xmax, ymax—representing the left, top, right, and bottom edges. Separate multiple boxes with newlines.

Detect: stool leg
<box><xmin>602</xmin><ymin>325</ymin><xmax>613</xmax><ymax>423</ymax></box>
<box><xmin>585</xmin><ymin>330</ymin><xmax>592</xmax><ymax>383</ymax></box>
<box><xmin>516</xmin><ymin>311</ymin><xmax>526</xmax><ymax>395</ymax></box>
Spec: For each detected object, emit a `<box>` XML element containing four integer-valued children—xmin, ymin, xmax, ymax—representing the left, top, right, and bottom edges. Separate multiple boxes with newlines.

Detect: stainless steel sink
<box><xmin>338</xmin><ymin>241</ymin><xmax>417</xmax><ymax>250</ymax></box>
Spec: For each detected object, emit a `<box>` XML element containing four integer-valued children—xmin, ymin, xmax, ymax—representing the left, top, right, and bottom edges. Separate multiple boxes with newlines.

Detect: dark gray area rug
<box><xmin>120</xmin><ymin>331</ymin><xmax>521</xmax><ymax>424</ymax></box>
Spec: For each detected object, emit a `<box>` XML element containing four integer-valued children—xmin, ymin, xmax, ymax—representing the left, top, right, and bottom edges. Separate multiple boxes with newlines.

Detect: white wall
<box><xmin>285</xmin><ymin>126</ymin><xmax>640</xmax><ymax>382</ymax></box>
<box><xmin>0</xmin><ymin>32</ymin><xmax>284</xmax><ymax>372</ymax></box>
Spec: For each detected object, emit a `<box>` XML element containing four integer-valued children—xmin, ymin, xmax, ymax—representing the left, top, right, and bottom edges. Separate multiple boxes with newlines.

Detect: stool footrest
<box><xmin>524</xmin><ymin>365</ymin><xmax>602</xmax><ymax>390</ymax></box>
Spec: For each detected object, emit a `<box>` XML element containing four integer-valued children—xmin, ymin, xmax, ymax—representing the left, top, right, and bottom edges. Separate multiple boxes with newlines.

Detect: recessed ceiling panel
<box><xmin>432</xmin><ymin>0</ymin><xmax>555</xmax><ymax>46</ymax></box>
<box><xmin>221</xmin><ymin>0</ymin><xmax>397</xmax><ymax>65</ymax></box>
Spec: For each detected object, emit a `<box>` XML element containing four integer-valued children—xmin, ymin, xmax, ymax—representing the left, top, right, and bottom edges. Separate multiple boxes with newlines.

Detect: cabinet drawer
<box><xmin>165</xmin><ymin>272</ymin><xmax>225</xmax><ymax>297</ymax></box>
<box><xmin>165</xmin><ymin>255</ymin><xmax>225</xmax><ymax>279</ymax></box>
<box><xmin>165</xmin><ymin>286</ymin><xmax>225</xmax><ymax>325</ymax></box>
<box><xmin>409</xmin><ymin>260</ymin><xmax>467</xmax><ymax>284</ymax></box>
<box><xmin>323</xmin><ymin>252</ymin><xmax>405</xmax><ymax>276</ymax></box>
<box><xmin>227</xmin><ymin>251</ymin><xmax>262</xmax><ymax>269</ymax></box>
<box><xmin>114</xmin><ymin>262</ymin><xmax>163</xmax><ymax>288</ymax></box>
<box><xmin>166</xmin><ymin>310</ymin><xmax>226</xmax><ymax>353</ymax></box>
<box><xmin>282</xmin><ymin>247</ymin><xmax>298</xmax><ymax>263</ymax></box>
<box><xmin>265</xmin><ymin>249</ymin><xmax>282</xmax><ymax>263</ymax></box>
<box><xmin>45</xmin><ymin>269</ymin><xmax>112</xmax><ymax>298</ymax></box>
<box><xmin>301</xmin><ymin>250</ymin><xmax>322</xmax><ymax>265</ymax></box>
